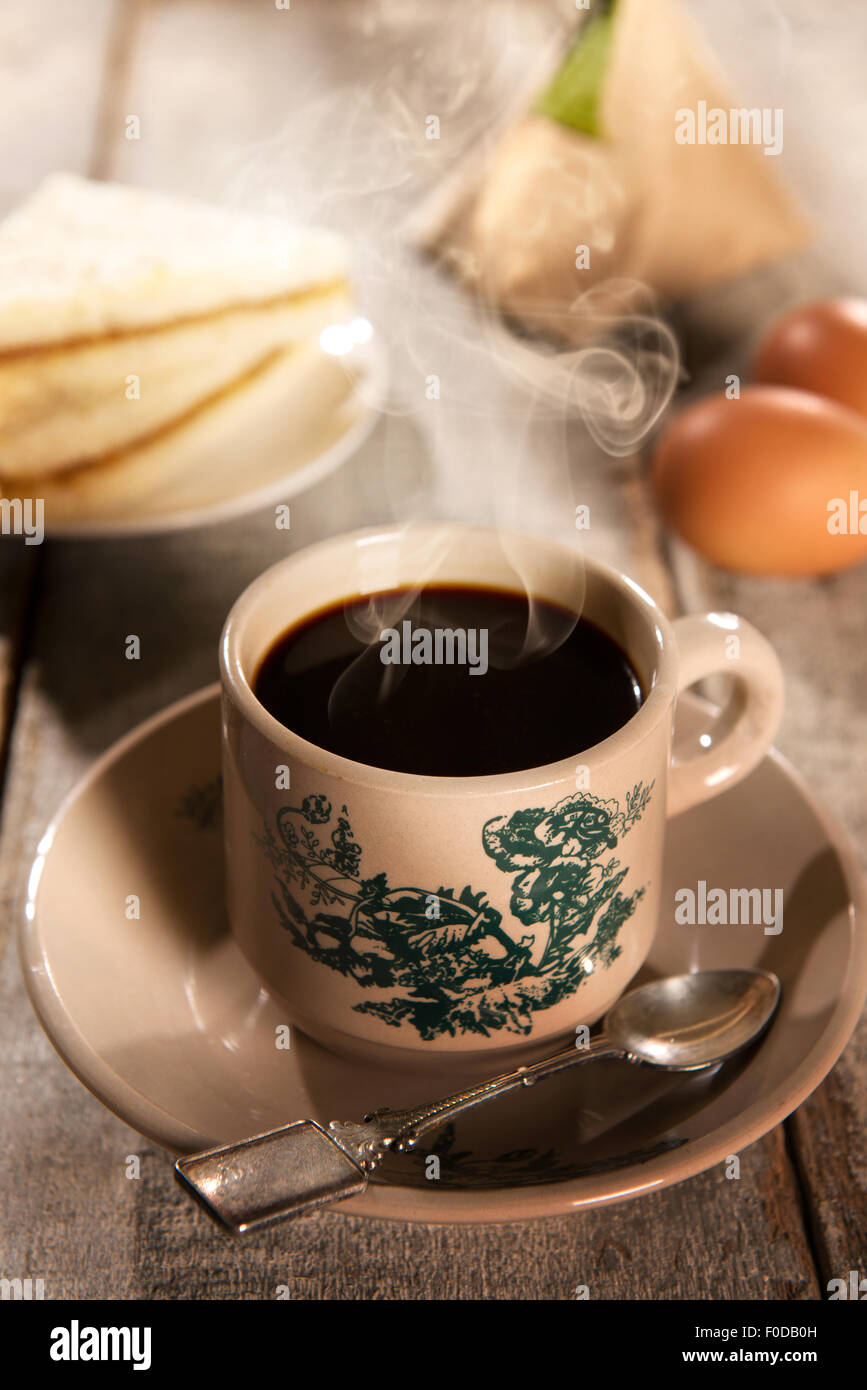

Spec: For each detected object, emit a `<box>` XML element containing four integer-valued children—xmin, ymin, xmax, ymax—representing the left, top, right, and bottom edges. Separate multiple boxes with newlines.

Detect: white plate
<box><xmin>20</xmin><ymin>686</ymin><xmax>867</xmax><ymax>1223</ymax></box>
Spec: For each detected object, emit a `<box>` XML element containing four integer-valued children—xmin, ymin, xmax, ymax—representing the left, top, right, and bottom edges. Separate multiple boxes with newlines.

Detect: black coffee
<box><xmin>253</xmin><ymin>585</ymin><xmax>643</xmax><ymax>776</ymax></box>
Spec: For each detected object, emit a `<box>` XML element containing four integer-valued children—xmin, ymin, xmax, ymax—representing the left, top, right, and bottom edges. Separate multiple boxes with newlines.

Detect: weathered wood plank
<box><xmin>0</xmin><ymin>0</ymin><xmax>121</xmax><ymax>955</ymax></box>
<box><xmin>127</xmin><ymin>1129</ymin><xmax>818</xmax><ymax>1301</ymax></box>
<box><xmin>0</xmin><ymin>1041</ymin><xmax>819</xmax><ymax>1301</ymax></box>
<box><xmin>0</xmin><ymin>542</ymin><xmax>39</xmax><ymax>851</ymax></box>
<box><xmin>0</xmin><ymin>539</ymin><xmax>38</xmax><ymax>898</ymax></box>
<box><xmin>670</xmin><ymin>547</ymin><xmax>867</xmax><ymax>1293</ymax></box>
<box><xmin>0</xmin><ymin>0</ymin><xmax>141</xmax><ymax>1290</ymax></box>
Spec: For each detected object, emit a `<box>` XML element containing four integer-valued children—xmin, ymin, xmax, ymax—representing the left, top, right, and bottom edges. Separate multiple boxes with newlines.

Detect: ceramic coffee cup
<box><xmin>220</xmin><ymin>524</ymin><xmax>784</xmax><ymax>1071</ymax></box>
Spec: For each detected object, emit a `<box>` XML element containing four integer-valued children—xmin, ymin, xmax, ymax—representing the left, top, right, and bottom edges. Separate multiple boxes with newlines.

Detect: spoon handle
<box><xmin>175</xmin><ymin>1035</ymin><xmax>621</xmax><ymax>1232</ymax></box>
<box><xmin>334</xmin><ymin>1034</ymin><xmax>623</xmax><ymax>1159</ymax></box>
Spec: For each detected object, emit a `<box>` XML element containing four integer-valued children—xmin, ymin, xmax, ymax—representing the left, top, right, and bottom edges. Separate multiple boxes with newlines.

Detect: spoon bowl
<box><xmin>606</xmin><ymin>968</ymin><xmax>781</xmax><ymax>1071</ymax></box>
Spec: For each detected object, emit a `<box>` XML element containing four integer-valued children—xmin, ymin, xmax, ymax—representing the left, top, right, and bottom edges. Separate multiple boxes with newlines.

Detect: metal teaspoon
<box><xmin>175</xmin><ymin>967</ymin><xmax>780</xmax><ymax>1232</ymax></box>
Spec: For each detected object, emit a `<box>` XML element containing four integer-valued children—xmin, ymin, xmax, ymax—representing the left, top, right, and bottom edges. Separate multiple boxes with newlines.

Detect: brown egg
<box><xmin>754</xmin><ymin>298</ymin><xmax>867</xmax><ymax>420</ymax></box>
<box><xmin>651</xmin><ymin>386</ymin><xmax>867</xmax><ymax>576</ymax></box>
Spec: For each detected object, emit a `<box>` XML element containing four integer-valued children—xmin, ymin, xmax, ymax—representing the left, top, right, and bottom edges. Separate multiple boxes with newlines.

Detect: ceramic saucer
<box><xmin>20</xmin><ymin>686</ymin><xmax>867</xmax><ymax>1222</ymax></box>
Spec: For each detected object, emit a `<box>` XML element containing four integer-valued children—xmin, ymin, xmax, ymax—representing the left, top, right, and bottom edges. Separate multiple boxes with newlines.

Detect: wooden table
<box><xmin>1</xmin><ymin>0</ymin><xmax>864</xmax><ymax>1299</ymax></box>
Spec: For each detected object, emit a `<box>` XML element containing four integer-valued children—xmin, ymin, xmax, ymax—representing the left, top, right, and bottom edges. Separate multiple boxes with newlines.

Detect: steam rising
<box><xmin>485</xmin><ymin>281</ymin><xmax>680</xmax><ymax>456</ymax></box>
<box><xmin>222</xmin><ymin>0</ymin><xmax>680</xmax><ymax>728</ymax></box>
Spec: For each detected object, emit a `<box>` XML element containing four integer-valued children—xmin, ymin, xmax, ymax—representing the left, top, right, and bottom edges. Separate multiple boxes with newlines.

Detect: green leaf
<box><xmin>535</xmin><ymin>2</ymin><xmax>619</xmax><ymax>138</ymax></box>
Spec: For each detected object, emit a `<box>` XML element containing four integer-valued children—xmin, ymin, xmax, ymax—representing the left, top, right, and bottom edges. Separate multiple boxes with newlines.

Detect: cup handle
<box><xmin>667</xmin><ymin>612</ymin><xmax>784</xmax><ymax>818</ymax></box>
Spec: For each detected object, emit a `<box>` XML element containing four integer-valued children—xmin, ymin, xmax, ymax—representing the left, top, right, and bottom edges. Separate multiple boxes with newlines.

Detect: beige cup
<box><xmin>220</xmin><ymin>524</ymin><xmax>784</xmax><ymax>1071</ymax></box>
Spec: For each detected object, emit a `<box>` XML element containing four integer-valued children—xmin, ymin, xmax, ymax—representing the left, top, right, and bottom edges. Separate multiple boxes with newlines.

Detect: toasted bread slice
<box><xmin>0</xmin><ymin>175</ymin><xmax>354</xmax><ymax>480</ymax></box>
<box><xmin>0</xmin><ymin>174</ymin><xmax>350</xmax><ymax>352</ymax></box>
<box><xmin>0</xmin><ymin>285</ymin><xmax>352</xmax><ymax>478</ymax></box>
<box><xmin>17</xmin><ymin>339</ymin><xmax>357</xmax><ymax>522</ymax></box>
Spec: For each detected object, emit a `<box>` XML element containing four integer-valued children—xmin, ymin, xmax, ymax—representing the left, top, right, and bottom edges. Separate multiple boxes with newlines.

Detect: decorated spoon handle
<box><xmin>175</xmin><ymin>1035</ymin><xmax>621</xmax><ymax>1233</ymax></box>
<box><xmin>334</xmin><ymin>1034</ymin><xmax>623</xmax><ymax>1158</ymax></box>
